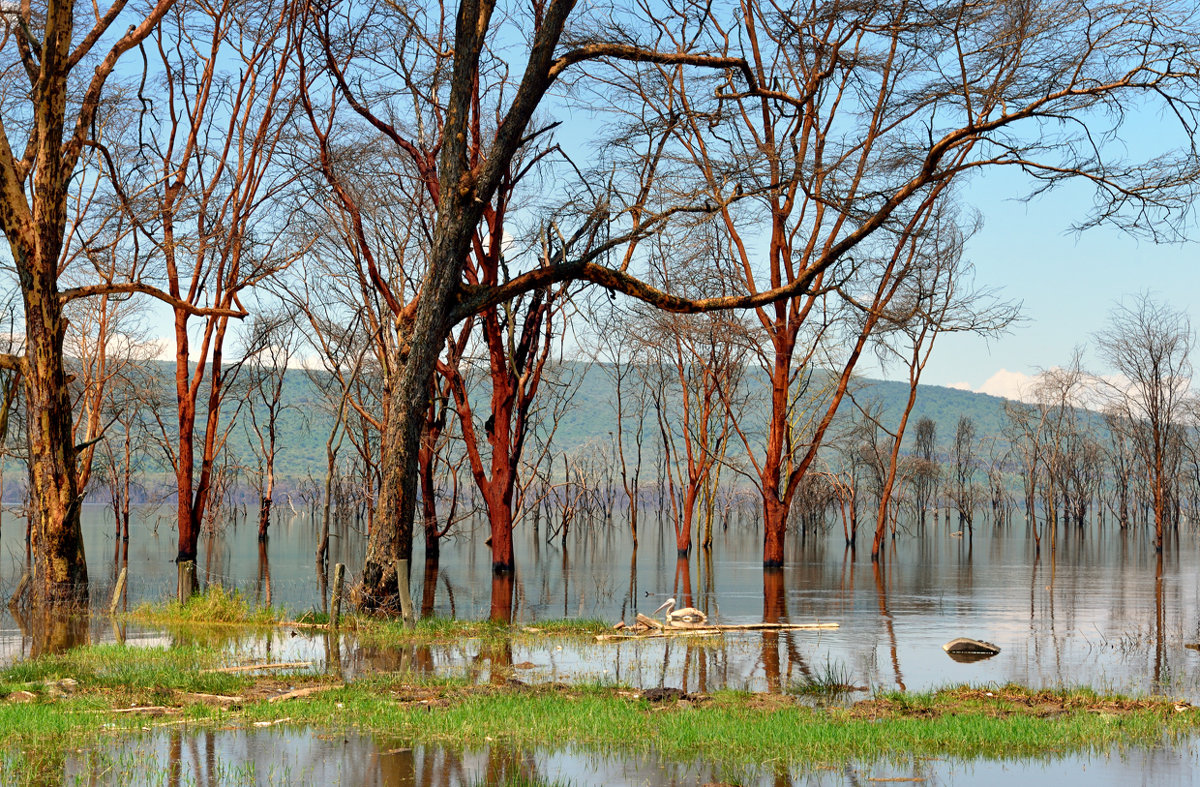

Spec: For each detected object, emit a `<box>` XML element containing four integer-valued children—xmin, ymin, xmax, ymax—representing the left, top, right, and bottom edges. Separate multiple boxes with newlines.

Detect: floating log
<box><xmin>635</xmin><ymin>613</ymin><xmax>664</xmax><ymax>630</ymax></box>
<box><xmin>181</xmin><ymin>692</ymin><xmax>244</xmax><ymax>705</ymax></box>
<box><xmin>268</xmin><ymin>684</ymin><xmax>343</xmax><ymax>703</ymax></box>
<box><xmin>598</xmin><ymin>621</ymin><xmax>838</xmax><ymax>641</ymax></box>
<box><xmin>200</xmin><ymin>661</ymin><xmax>313</xmax><ymax>674</ymax></box>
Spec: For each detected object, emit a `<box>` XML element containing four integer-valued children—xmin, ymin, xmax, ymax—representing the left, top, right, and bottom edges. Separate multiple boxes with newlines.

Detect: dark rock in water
<box><xmin>943</xmin><ymin>637</ymin><xmax>1000</xmax><ymax>660</ymax></box>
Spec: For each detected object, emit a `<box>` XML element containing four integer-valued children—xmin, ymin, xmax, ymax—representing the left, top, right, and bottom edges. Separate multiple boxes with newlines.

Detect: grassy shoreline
<box><xmin>2</xmin><ymin>639</ymin><xmax>1198</xmax><ymax>768</ymax></box>
<box><xmin>3</xmin><ymin>592</ymin><xmax>1199</xmax><ymax>781</ymax></box>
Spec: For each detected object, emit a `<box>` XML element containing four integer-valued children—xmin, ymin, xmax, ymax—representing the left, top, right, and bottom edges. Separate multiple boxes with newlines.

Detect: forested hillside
<box><xmin>169</xmin><ymin>361</ymin><xmax>1017</xmax><ymax>489</ymax></box>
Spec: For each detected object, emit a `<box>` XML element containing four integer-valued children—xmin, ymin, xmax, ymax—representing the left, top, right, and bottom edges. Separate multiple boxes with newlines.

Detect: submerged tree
<box><xmin>951</xmin><ymin>416</ymin><xmax>977</xmax><ymax>530</ymax></box>
<box><xmin>601</xmin><ymin>0</ymin><xmax>1200</xmax><ymax>567</ymax></box>
<box><xmin>1096</xmin><ymin>294</ymin><xmax>1195</xmax><ymax>553</ymax></box>
<box><xmin>911</xmin><ymin>418</ymin><xmax>939</xmax><ymax>528</ymax></box>
<box><xmin>222</xmin><ymin>0</ymin><xmax>1200</xmax><ymax>608</ymax></box>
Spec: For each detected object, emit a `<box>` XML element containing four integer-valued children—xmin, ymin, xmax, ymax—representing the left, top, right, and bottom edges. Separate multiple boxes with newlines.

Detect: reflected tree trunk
<box><xmin>762</xmin><ymin>568</ymin><xmax>786</xmax><ymax>693</ymax></box>
<box><xmin>873</xmin><ymin>560</ymin><xmax>905</xmax><ymax>691</ymax></box>
<box><xmin>1154</xmin><ymin>550</ymin><xmax>1165</xmax><ymax>685</ymax></box>
<box><xmin>673</xmin><ymin>556</ymin><xmax>694</xmax><ymax>611</ymax></box>
<box><xmin>28</xmin><ymin>606</ymin><xmax>89</xmax><ymax>658</ymax></box>
<box><xmin>421</xmin><ymin>557</ymin><xmax>439</xmax><ymax>618</ymax></box>
<box><xmin>489</xmin><ymin>572</ymin><xmax>516</xmax><ymax>623</ymax></box>
<box><xmin>256</xmin><ymin>540</ymin><xmax>272</xmax><ymax>607</ymax></box>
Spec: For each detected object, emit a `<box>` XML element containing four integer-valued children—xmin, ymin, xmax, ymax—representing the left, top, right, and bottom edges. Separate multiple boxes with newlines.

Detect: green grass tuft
<box><xmin>131</xmin><ymin>585</ymin><xmax>285</xmax><ymax>626</ymax></box>
<box><xmin>788</xmin><ymin>658</ymin><xmax>861</xmax><ymax>698</ymax></box>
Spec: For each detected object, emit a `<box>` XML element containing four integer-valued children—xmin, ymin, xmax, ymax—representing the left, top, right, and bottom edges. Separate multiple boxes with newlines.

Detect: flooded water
<box><xmin>5</xmin><ymin>506</ymin><xmax>1200</xmax><ymax>784</ymax></box>
<box><xmin>3</xmin><ymin>506</ymin><xmax>1198</xmax><ymax>701</ymax></box>
<box><xmin>45</xmin><ymin>724</ymin><xmax>1200</xmax><ymax>786</ymax></box>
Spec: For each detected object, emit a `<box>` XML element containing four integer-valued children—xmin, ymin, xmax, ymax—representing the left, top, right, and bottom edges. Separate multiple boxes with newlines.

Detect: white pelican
<box><xmin>653</xmin><ymin>597</ymin><xmax>707</xmax><ymax>626</ymax></box>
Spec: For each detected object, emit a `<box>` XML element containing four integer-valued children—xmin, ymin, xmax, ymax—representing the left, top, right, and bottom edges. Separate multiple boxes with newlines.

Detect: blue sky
<box><xmin>909</xmin><ymin>167</ymin><xmax>1198</xmax><ymax>399</ymax></box>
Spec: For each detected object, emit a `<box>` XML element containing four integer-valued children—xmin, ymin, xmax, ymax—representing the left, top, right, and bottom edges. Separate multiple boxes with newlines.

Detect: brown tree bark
<box><xmin>0</xmin><ymin>0</ymin><xmax>180</xmax><ymax>603</ymax></box>
<box><xmin>329</xmin><ymin>0</ymin><xmax>1200</xmax><ymax>605</ymax></box>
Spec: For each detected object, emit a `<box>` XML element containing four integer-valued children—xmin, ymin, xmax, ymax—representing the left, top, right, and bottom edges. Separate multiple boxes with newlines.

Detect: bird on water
<box><xmin>653</xmin><ymin>597</ymin><xmax>707</xmax><ymax>625</ymax></box>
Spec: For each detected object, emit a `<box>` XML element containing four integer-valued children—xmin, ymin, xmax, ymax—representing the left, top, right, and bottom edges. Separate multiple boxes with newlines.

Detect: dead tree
<box><xmin>1095</xmin><ymin>294</ymin><xmax>1195</xmax><ymax>553</ymax></box>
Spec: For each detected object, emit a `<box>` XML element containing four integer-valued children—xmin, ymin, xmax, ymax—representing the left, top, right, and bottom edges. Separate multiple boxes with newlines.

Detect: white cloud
<box><xmin>975</xmin><ymin>369</ymin><xmax>1038</xmax><ymax>401</ymax></box>
<box><xmin>946</xmin><ymin>381</ymin><xmax>972</xmax><ymax>391</ymax></box>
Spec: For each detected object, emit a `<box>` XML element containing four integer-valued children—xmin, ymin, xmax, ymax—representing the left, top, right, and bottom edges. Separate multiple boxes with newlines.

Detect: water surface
<box><xmin>46</xmin><ymin>725</ymin><xmax>1200</xmax><ymax>786</ymax></box>
<box><xmin>2</xmin><ymin>506</ymin><xmax>1198</xmax><ymax>700</ymax></box>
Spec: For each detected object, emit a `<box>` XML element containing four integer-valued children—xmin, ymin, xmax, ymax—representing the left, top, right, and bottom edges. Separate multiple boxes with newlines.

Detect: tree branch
<box><xmin>59</xmin><ymin>283</ymin><xmax>249</xmax><ymax>318</ymax></box>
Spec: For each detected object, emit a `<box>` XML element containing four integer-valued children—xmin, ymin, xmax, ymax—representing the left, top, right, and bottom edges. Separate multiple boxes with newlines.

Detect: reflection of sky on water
<box><xmin>56</xmin><ymin>726</ymin><xmax>1200</xmax><ymax>786</ymax></box>
<box><xmin>3</xmin><ymin>505</ymin><xmax>1200</xmax><ymax>701</ymax></box>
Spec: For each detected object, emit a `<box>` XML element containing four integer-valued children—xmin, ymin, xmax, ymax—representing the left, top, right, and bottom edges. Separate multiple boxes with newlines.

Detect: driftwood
<box><xmin>635</xmin><ymin>613</ymin><xmax>664</xmax><ymax>630</ymax></box>
<box><xmin>181</xmin><ymin>692</ymin><xmax>245</xmax><ymax>705</ymax></box>
<box><xmin>110</xmin><ymin>706</ymin><xmax>175</xmax><ymax>715</ymax></box>
<box><xmin>598</xmin><ymin>620</ymin><xmax>838</xmax><ymax>641</ymax></box>
<box><xmin>253</xmin><ymin>717</ymin><xmax>292</xmax><ymax>727</ymax></box>
<box><xmin>268</xmin><ymin>684</ymin><xmax>343</xmax><ymax>703</ymax></box>
<box><xmin>200</xmin><ymin>661</ymin><xmax>313</xmax><ymax>674</ymax></box>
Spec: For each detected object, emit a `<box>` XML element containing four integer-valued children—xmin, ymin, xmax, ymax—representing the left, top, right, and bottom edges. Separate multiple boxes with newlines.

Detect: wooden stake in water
<box><xmin>395</xmin><ymin>558</ymin><xmax>415</xmax><ymax>628</ymax></box>
<box><xmin>109</xmin><ymin>567</ymin><xmax>127</xmax><ymax>616</ymax></box>
<box><xmin>331</xmin><ymin>562</ymin><xmax>345</xmax><ymax>628</ymax></box>
<box><xmin>177</xmin><ymin>561</ymin><xmax>197</xmax><ymax>603</ymax></box>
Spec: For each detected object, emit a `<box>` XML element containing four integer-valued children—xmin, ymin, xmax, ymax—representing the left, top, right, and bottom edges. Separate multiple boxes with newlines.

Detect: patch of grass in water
<box><xmin>353</xmin><ymin>616</ymin><xmax>609</xmax><ymax>646</ymax></box>
<box><xmin>0</xmin><ymin>642</ymin><xmax>247</xmax><ymax>701</ymax></box>
<box><xmin>131</xmin><ymin>585</ymin><xmax>285</xmax><ymax>626</ymax></box>
<box><xmin>788</xmin><ymin>658</ymin><xmax>863</xmax><ymax>698</ymax></box>
<box><xmin>466</xmin><ymin>775</ymin><xmax>575</xmax><ymax>787</ymax></box>
<box><xmin>237</xmin><ymin>681</ymin><xmax>1200</xmax><ymax>765</ymax></box>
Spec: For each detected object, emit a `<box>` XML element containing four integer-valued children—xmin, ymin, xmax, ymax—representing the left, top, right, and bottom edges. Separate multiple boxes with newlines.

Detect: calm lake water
<box><xmin>50</xmin><ymin>726</ymin><xmax>1200</xmax><ymax>786</ymax></box>
<box><xmin>4</xmin><ymin>505</ymin><xmax>1200</xmax><ymax>785</ymax></box>
<box><xmin>2</xmin><ymin>505</ymin><xmax>1197</xmax><ymax>699</ymax></box>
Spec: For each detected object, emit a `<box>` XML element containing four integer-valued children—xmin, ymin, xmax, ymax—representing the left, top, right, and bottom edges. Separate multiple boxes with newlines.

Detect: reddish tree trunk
<box><xmin>676</xmin><ymin>485</ymin><xmax>698</xmax><ymax>555</ymax></box>
<box><xmin>486</xmin><ymin>488</ymin><xmax>516</xmax><ymax>572</ymax></box>
<box><xmin>762</xmin><ymin>494</ymin><xmax>788</xmax><ymax>568</ymax></box>
<box><xmin>489</xmin><ymin>572</ymin><xmax>516</xmax><ymax>622</ymax></box>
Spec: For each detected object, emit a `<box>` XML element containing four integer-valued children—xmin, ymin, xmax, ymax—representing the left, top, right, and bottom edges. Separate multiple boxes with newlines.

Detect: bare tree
<box><xmin>1095</xmin><ymin>293</ymin><xmax>1195</xmax><ymax>553</ymax></box>
<box><xmin>911</xmin><ymin>418</ymin><xmax>938</xmax><ymax>529</ymax></box>
<box><xmin>586</xmin><ymin>304</ymin><xmax>651</xmax><ymax>548</ymax></box>
<box><xmin>290</xmin><ymin>0</ymin><xmax>1200</xmax><ymax>605</ymax></box>
<box><xmin>863</xmin><ymin>210</ymin><xmax>1016</xmax><ymax>557</ymax></box>
<box><xmin>0</xmin><ymin>0</ymin><xmax>182</xmax><ymax>602</ymax></box>
<box><xmin>593</xmin><ymin>0</ymin><xmax>1200</xmax><ymax>567</ymax></box>
<box><xmin>244</xmin><ymin>310</ymin><xmax>301</xmax><ymax>542</ymax></box>
<box><xmin>951</xmin><ymin>416</ymin><xmax>977</xmax><ymax>530</ymax></box>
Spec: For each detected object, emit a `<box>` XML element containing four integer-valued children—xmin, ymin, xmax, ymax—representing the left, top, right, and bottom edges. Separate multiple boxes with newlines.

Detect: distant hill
<box><xmin>240</xmin><ymin>361</ymin><xmax>1016</xmax><ymax>482</ymax></box>
<box><xmin>17</xmin><ymin>359</ymin><xmax>1015</xmax><ymax>500</ymax></box>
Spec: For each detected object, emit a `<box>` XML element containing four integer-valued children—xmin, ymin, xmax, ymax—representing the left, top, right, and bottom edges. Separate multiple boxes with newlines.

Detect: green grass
<box><xmin>230</xmin><ymin>681</ymin><xmax>1198</xmax><ymax>764</ymax></box>
<box><xmin>3</xmin><ymin>641</ymin><xmax>1199</xmax><ymax>784</ymax></box>
<box><xmin>132</xmin><ymin>587</ymin><xmax>608</xmax><ymax>647</ymax></box>
<box><xmin>352</xmin><ymin>616</ymin><xmax>609</xmax><ymax>645</ymax></box>
<box><xmin>0</xmin><ymin>643</ymin><xmax>250</xmax><ymax>701</ymax></box>
<box><xmin>131</xmin><ymin>585</ymin><xmax>286</xmax><ymax>626</ymax></box>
